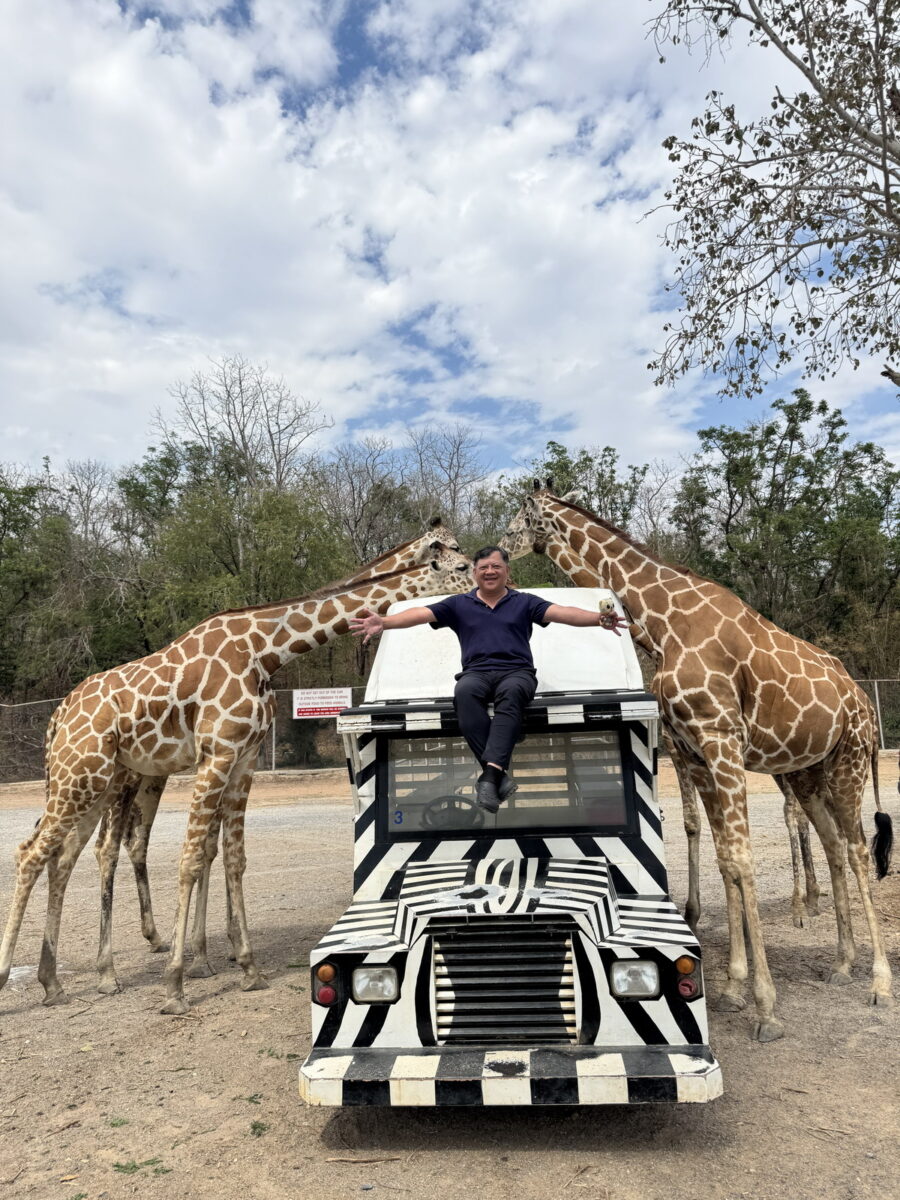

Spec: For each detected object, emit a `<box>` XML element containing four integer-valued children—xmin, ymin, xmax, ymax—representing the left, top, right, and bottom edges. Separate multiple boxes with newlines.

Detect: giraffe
<box><xmin>89</xmin><ymin>519</ymin><xmax>465</xmax><ymax>989</ymax></box>
<box><xmin>501</xmin><ymin>484</ymin><xmax>893</xmax><ymax>1040</ymax></box>
<box><xmin>502</xmin><ymin>506</ymin><xmax>823</xmax><ymax>933</ymax></box>
<box><xmin>0</xmin><ymin>546</ymin><xmax>473</xmax><ymax>1013</ymax></box>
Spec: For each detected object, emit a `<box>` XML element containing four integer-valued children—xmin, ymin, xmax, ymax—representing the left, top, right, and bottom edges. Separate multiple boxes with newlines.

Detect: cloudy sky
<box><xmin>2</xmin><ymin>0</ymin><xmax>898</xmax><ymax>474</ymax></box>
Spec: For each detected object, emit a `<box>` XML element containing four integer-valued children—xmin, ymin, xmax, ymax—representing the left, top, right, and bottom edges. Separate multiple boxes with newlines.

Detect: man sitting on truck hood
<box><xmin>349</xmin><ymin>545</ymin><xmax>628</xmax><ymax>813</ymax></box>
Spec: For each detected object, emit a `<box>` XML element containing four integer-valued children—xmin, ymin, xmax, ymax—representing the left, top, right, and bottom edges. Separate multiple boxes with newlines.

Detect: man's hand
<box><xmin>350</xmin><ymin>608</ymin><xmax>385</xmax><ymax>644</ymax></box>
<box><xmin>599</xmin><ymin>612</ymin><xmax>630</xmax><ymax>637</ymax></box>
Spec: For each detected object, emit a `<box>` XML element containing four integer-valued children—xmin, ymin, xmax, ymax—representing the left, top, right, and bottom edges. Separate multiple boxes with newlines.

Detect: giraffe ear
<box><xmin>429</xmin><ymin>516</ymin><xmax>442</xmax><ymax>528</ymax></box>
<box><xmin>561</xmin><ymin>489</ymin><xmax>584</xmax><ymax>504</ymax></box>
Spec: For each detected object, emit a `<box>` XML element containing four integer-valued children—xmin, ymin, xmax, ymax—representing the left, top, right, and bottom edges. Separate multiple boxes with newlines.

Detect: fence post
<box><xmin>271</xmin><ymin>716</ymin><xmax>277</xmax><ymax>772</ymax></box>
<box><xmin>873</xmin><ymin>681</ymin><xmax>886</xmax><ymax>751</ymax></box>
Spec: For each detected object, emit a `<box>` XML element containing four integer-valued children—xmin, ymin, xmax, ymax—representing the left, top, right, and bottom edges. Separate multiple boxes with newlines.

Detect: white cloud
<box><xmin>0</xmin><ymin>0</ymin><xmax>890</xmax><ymax>477</ymax></box>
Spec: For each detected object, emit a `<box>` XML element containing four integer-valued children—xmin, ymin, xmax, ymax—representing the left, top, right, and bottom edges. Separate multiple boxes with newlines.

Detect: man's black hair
<box><xmin>473</xmin><ymin>545</ymin><xmax>510</xmax><ymax>565</ymax></box>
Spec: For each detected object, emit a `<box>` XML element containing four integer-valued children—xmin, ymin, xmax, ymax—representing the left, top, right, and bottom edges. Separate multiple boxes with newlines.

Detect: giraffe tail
<box><xmin>869</xmin><ymin>743</ymin><xmax>893</xmax><ymax>880</ymax></box>
<box><xmin>872</xmin><ymin>811</ymin><xmax>893</xmax><ymax>880</ymax></box>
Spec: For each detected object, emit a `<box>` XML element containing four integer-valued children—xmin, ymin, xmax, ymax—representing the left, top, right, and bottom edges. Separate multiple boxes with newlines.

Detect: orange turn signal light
<box><xmin>316</xmin><ymin>963</ymin><xmax>337</xmax><ymax>983</ymax></box>
<box><xmin>675</xmin><ymin>956</ymin><xmax>697</xmax><ymax>976</ymax></box>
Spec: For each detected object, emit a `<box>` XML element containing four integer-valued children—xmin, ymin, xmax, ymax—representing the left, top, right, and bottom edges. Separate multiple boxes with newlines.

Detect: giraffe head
<box><xmin>425</xmin><ymin>516</ymin><xmax>462</xmax><ymax>555</ymax></box>
<box><xmin>500</xmin><ymin>480</ymin><xmax>578</xmax><ymax>559</ymax></box>
<box><xmin>420</xmin><ymin>541</ymin><xmax>474</xmax><ymax>594</ymax></box>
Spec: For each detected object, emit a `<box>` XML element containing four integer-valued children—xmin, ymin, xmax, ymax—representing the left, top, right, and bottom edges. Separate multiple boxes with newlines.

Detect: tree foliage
<box><xmin>0</xmin><ymin>361</ymin><xmax>896</xmax><ymax>708</ymax></box>
<box><xmin>670</xmin><ymin>390</ymin><xmax>900</xmax><ymax>671</ymax></box>
<box><xmin>649</xmin><ymin>1</ymin><xmax>900</xmax><ymax>395</ymax></box>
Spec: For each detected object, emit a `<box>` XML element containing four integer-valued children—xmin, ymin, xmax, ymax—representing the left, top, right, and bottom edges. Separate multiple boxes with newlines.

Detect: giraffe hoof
<box><xmin>241</xmin><ymin>975</ymin><xmax>270</xmax><ymax>993</ymax></box>
<box><xmin>753</xmin><ymin>1018</ymin><xmax>785</xmax><ymax>1043</ymax></box>
<box><xmin>868</xmin><ymin>991</ymin><xmax>894</xmax><ymax>1008</ymax></box>
<box><xmin>149</xmin><ymin>941</ymin><xmax>170</xmax><ymax>954</ymax></box>
<box><xmin>186</xmin><ymin>961</ymin><xmax>216</xmax><ymax>979</ymax></box>
<box><xmin>828</xmin><ymin>969</ymin><xmax>853</xmax><ymax>987</ymax></box>
<box><xmin>42</xmin><ymin>989</ymin><xmax>70</xmax><ymax>1007</ymax></box>
<box><xmin>792</xmin><ymin>914</ymin><xmax>806</xmax><ymax>929</ymax></box>
<box><xmin>97</xmin><ymin>978</ymin><xmax>122</xmax><ymax>996</ymax></box>
<box><xmin>713</xmin><ymin>992</ymin><xmax>746</xmax><ymax>1013</ymax></box>
<box><xmin>160</xmin><ymin>997</ymin><xmax>190</xmax><ymax>1016</ymax></box>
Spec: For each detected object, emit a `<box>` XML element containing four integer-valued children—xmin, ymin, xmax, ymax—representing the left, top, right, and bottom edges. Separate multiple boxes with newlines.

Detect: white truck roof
<box><xmin>364</xmin><ymin>587</ymin><xmax>645</xmax><ymax>702</ymax></box>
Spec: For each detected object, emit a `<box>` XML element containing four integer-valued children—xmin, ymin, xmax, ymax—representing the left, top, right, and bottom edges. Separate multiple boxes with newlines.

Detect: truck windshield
<box><xmin>384</xmin><ymin>729</ymin><xmax>631</xmax><ymax>835</ymax></box>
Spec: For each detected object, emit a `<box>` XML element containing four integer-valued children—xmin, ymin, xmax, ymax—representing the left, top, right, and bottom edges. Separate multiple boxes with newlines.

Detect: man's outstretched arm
<box><xmin>544</xmin><ymin>603</ymin><xmax>629</xmax><ymax>637</ymax></box>
<box><xmin>350</xmin><ymin>606</ymin><xmax>435</xmax><ymax>644</ymax></box>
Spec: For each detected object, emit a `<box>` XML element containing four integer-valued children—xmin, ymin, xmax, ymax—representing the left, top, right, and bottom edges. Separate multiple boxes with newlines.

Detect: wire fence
<box><xmin>1</xmin><ymin>681</ymin><xmax>898</xmax><ymax>786</ymax></box>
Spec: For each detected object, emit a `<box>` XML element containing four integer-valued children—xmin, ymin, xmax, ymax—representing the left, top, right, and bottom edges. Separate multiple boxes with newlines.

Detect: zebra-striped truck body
<box><xmin>299</xmin><ymin>590</ymin><xmax>722</xmax><ymax>1106</ymax></box>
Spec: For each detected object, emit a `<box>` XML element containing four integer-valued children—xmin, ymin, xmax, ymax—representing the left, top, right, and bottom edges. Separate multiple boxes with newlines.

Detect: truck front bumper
<box><xmin>299</xmin><ymin>1044</ymin><xmax>722</xmax><ymax>1106</ymax></box>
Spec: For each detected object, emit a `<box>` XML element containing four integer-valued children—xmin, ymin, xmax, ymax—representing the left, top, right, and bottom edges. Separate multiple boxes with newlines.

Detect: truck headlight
<box><xmin>609</xmin><ymin>960</ymin><xmax>660</xmax><ymax>998</ymax></box>
<box><xmin>352</xmin><ymin>966</ymin><xmax>399</xmax><ymax>1003</ymax></box>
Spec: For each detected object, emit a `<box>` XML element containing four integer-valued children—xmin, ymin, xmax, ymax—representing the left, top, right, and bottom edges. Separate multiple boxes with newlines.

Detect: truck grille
<box><xmin>432</xmin><ymin>917</ymin><xmax>576</xmax><ymax>1045</ymax></box>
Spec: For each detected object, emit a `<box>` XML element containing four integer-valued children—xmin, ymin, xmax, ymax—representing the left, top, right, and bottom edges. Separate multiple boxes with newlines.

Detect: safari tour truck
<box><xmin>298</xmin><ymin>588</ymin><xmax>722</xmax><ymax>1107</ymax></box>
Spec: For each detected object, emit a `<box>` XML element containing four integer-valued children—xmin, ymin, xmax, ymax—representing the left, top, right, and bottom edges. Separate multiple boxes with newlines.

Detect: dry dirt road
<box><xmin>0</xmin><ymin>761</ymin><xmax>898</xmax><ymax>1200</ymax></box>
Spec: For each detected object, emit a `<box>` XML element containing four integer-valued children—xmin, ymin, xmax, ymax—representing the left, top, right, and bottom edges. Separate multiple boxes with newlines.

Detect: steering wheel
<box><xmin>420</xmin><ymin>794</ymin><xmax>485</xmax><ymax>831</ymax></box>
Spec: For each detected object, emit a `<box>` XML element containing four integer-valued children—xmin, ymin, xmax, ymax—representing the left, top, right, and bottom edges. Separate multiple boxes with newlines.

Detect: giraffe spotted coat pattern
<box><xmin>88</xmin><ymin>520</ymin><xmax>466</xmax><ymax>990</ymax></box>
<box><xmin>0</xmin><ymin>545</ymin><xmax>473</xmax><ymax>1014</ymax></box>
<box><xmin>501</xmin><ymin>484</ymin><xmax>893</xmax><ymax>1041</ymax></box>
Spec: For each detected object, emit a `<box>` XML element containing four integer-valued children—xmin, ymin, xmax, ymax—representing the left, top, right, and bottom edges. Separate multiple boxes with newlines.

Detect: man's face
<box><xmin>474</xmin><ymin>552</ymin><xmax>509</xmax><ymax>591</ymax></box>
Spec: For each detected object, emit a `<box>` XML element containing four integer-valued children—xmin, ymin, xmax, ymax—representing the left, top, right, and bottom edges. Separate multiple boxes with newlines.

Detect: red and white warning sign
<box><xmin>292</xmin><ymin>687</ymin><xmax>353</xmax><ymax>719</ymax></box>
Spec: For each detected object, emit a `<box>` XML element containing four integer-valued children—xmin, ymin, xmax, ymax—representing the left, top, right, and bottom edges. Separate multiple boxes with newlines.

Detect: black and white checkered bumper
<box><xmin>299</xmin><ymin>1045</ymin><xmax>722</xmax><ymax>1106</ymax></box>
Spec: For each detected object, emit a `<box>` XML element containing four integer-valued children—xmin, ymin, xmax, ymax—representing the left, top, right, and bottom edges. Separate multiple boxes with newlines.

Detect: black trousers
<box><xmin>453</xmin><ymin>668</ymin><xmax>537</xmax><ymax>772</ymax></box>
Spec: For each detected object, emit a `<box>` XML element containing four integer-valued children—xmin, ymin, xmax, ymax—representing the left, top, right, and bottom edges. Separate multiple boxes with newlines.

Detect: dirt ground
<box><xmin>1</xmin><ymin>758</ymin><xmax>898</xmax><ymax>1200</ymax></box>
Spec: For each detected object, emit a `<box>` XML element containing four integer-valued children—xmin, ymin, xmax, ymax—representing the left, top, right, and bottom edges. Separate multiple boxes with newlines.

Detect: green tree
<box><xmin>650</xmin><ymin>1</ymin><xmax>900</xmax><ymax>396</ymax></box>
<box><xmin>670</xmin><ymin>391</ymin><xmax>900</xmax><ymax>674</ymax></box>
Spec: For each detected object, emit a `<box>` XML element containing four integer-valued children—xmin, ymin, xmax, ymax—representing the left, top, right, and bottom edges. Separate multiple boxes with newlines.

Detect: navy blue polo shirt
<box><xmin>427</xmin><ymin>588</ymin><xmax>552</xmax><ymax>672</ymax></box>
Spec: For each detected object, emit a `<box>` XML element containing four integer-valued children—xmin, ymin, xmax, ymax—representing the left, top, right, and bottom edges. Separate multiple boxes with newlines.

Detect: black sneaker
<box><xmin>475</xmin><ymin>777</ymin><xmax>501</xmax><ymax>813</ymax></box>
<box><xmin>498</xmin><ymin>775</ymin><xmax>518</xmax><ymax>802</ymax></box>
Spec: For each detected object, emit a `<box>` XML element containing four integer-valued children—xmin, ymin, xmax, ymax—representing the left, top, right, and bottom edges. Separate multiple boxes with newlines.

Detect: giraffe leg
<box><xmin>37</xmin><ymin>841</ymin><xmax>69</xmax><ymax>1005</ymax></box>
<box><xmin>816</xmin><ymin>744</ymin><xmax>893</xmax><ymax>1006</ymax></box>
<box><xmin>0</xmin><ymin>831</ymin><xmax>50</xmax><ymax>992</ymax></box>
<box><xmin>41</xmin><ymin>792</ymin><xmax>118</xmax><ymax>1004</ymax></box>
<box><xmin>846</xmin><ymin>834</ymin><xmax>893</xmax><ymax>1006</ymax></box>
<box><xmin>668</xmin><ymin>735</ymin><xmax>703</xmax><ymax>931</ymax></box>
<box><xmin>775</xmin><ymin>775</ymin><xmax>810</xmax><ymax>928</ymax></box>
<box><xmin>187</xmin><ymin>813</ymin><xmax>222</xmax><ymax>979</ymax></box>
<box><xmin>786</xmin><ymin>765</ymin><xmax>857</xmax><ymax>985</ymax></box>
<box><xmin>798</xmin><ymin>806</ymin><xmax>821</xmax><ymax>918</ymax></box>
<box><xmin>123</xmin><ymin>776</ymin><xmax>168</xmax><ymax>952</ymax></box>
<box><xmin>220</xmin><ymin>760</ymin><xmax>268</xmax><ymax>993</ymax></box>
<box><xmin>162</xmin><ymin>755</ymin><xmax>236</xmax><ymax>1014</ymax></box>
<box><xmin>700</xmin><ymin>793</ymin><xmax>749</xmax><ymax>1012</ymax></box>
<box><xmin>225</xmin><ymin>883</ymin><xmax>238</xmax><ymax>962</ymax></box>
<box><xmin>94</xmin><ymin>777</ymin><xmax>140</xmax><ymax>995</ymax></box>
<box><xmin>688</xmin><ymin>742</ymin><xmax>783</xmax><ymax>1042</ymax></box>
<box><xmin>1</xmin><ymin>748</ymin><xmax>118</xmax><ymax>999</ymax></box>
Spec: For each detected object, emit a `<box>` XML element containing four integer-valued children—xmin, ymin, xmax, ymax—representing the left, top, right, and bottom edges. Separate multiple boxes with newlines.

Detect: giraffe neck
<box><xmin>231</xmin><ymin>565</ymin><xmax>442</xmax><ymax>678</ymax></box>
<box><xmin>542</xmin><ymin>539</ymin><xmax>657</xmax><ymax>658</ymax></box>
<box><xmin>541</xmin><ymin>498</ymin><xmax>688</xmax><ymax>654</ymax></box>
<box><xmin>324</xmin><ymin>540</ymin><xmax>426</xmax><ymax>593</ymax></box>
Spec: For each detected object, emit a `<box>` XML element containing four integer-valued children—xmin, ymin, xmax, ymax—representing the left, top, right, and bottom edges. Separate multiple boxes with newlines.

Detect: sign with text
<box><xmin>293</xmin><ymin>687</ymin><xmax>353</xmax><ymax>719</ymax></box>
